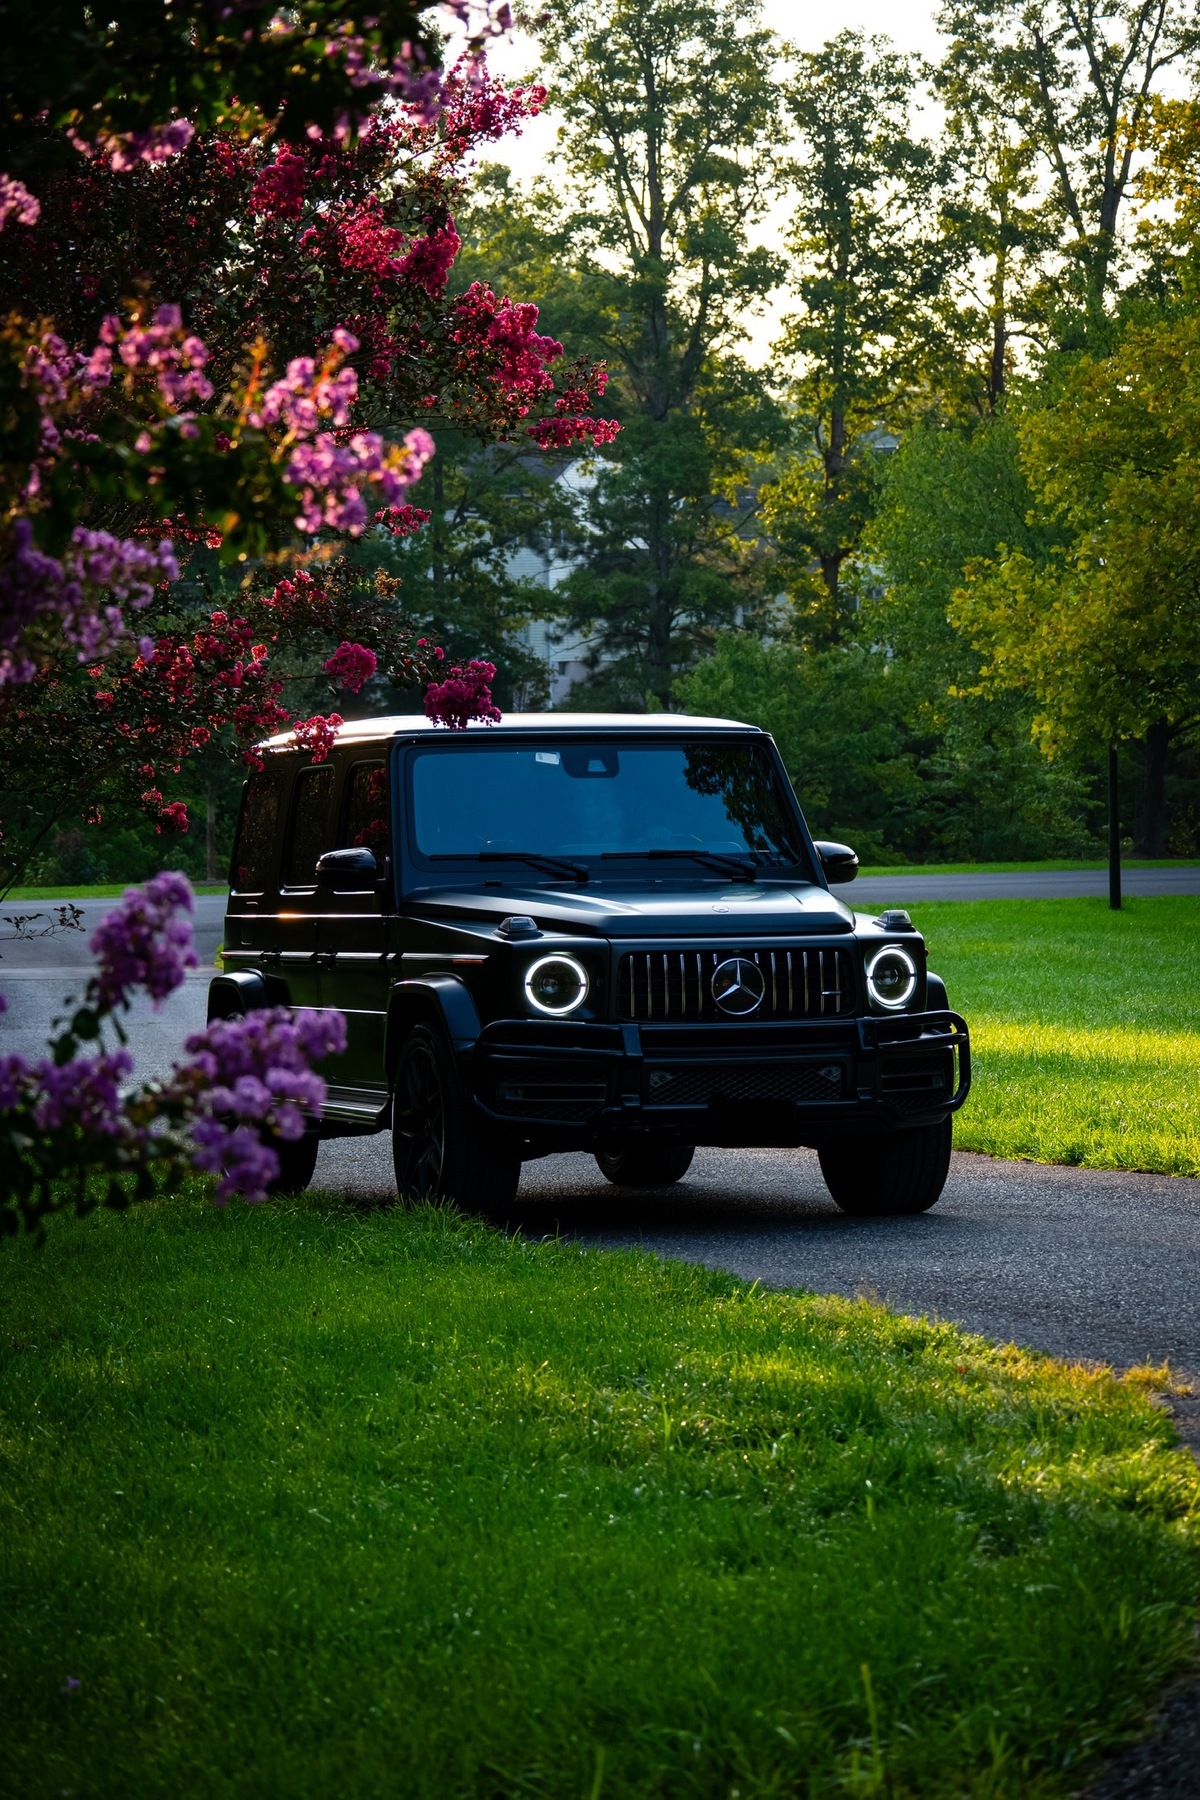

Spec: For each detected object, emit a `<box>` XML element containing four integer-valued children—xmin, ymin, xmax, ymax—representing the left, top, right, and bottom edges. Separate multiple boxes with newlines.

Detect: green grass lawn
<box><xmin>2</xmin><ymin>1194</ymin><xmax>1197</xmax><ymax>1799</ymax></box>
<box><xmin>2</xmin><ymin>882</ymin><xmax>228</xmax><ymax>901</ymax></box>
<box><xmin>900</xmin><ymin>897</ymin><xmax>1200</xmax><ymax>1177</ymax></box>
<box><xmin>856</xmin><ymin>859</ymin><xmax>1200</xmax><ymax>876</ymax></box>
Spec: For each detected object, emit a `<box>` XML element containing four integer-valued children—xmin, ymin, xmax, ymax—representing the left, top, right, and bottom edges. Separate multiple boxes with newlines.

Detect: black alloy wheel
<box><xmin>595</xmin><ymin>1140</ymin><xmax>695</xmax><ymax>1188</ymax></box>
<box><xmin>817</xmin><ymin>1117</ymin><xmax>952</xmax><ymax>1216</ymax></box>
<box><xmin>268</xmin><ymin>1128</ymin><xmax>321</xmax><ymax>1196</ymax></box>
<box><xmin>392</xmin><ymin>1024</ymin><xmax>520</xmax><ymax>1209</ymax></box>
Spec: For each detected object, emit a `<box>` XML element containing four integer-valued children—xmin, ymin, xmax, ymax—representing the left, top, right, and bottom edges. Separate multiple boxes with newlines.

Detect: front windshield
<box><xmin>408</xmin><ymin>738</ymin><xmax>812</xmax><ymax>875</ymax></box>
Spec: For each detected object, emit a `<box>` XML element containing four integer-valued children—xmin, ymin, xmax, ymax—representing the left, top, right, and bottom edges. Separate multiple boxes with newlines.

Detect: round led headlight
<box><xmin>524</xmin><ymin>954</ymin><xmax>589</xmax><ymax>1016</ymax></box>
<box><xmin>866</xmin><ymin>945</ymin><xmax>917</xmax><ymax>1011</ymax></box>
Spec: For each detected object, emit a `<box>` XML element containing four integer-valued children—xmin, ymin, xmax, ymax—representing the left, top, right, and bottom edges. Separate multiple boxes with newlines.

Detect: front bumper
<box><xmin>468</xmin><ymin>1010</ymin><xmax>970</xmax><ymax>1150</ymax></box>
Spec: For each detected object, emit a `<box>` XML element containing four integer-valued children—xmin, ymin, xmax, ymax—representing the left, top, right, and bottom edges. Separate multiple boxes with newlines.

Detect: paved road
<box><xmin>837</xmin><ymin>866</ymin><xmax>1200</xmax><ymax>902</ymax></box>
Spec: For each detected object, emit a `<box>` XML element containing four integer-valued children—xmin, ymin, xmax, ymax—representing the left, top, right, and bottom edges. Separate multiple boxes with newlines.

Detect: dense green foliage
<box><xmin>2</xmin><ymin>1196</ymin><xmax>1197</xmax><ymax>1797</ymax></box>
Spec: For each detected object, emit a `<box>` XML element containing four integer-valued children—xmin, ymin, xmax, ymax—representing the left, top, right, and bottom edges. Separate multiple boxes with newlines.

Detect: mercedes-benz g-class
<box><xmin>209</xmin><ymin>714</ymin><xmax>970</xmax><ymax>1213</ymax></box>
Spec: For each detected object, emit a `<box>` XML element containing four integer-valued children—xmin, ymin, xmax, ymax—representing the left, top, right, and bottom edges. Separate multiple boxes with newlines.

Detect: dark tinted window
<box><xmin>409</xmin><ymin>739</ymin><xmax>807</xmax><ymax>869</ymax></box>
<box><xmin>341</xmin><ymin>761</ymin><xmax>390</xmax><ymax>855</ymax></box>
<box><xmin>284</xmin><ymin>765</ymin><xmax>335</xmax><ymax>886</ymax></box>
<box><xmin>231</xmin><ymin>771</ymin><xmax>281</xmax><ymax>893</ymax></box>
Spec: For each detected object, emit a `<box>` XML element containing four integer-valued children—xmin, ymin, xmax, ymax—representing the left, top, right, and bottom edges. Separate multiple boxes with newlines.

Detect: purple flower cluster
<box><xmin>69</xmin><ymin>120</ymin><xmax>195</xmax><ymax>171</ymax></box>
<box><xmin>182</xmin><ymin>1008</ymin><xmax>347</xmax><ymax>1203</ymax></box>
<box><xmin>0</xmin><ymin>520</ymin><xmax>178</xmax><ymax>685</ymax></box>
<box><xmin>103</xmin><ymin>305</ymin><xmax>213</xmax><ymax>408</ymax></box>
<box><xmin>0</xmin><ymin>525</ymin><xmax>174</xmax><ymax>679</ymax></box>
<box><xmin>245</xmin><ymin>326</ymin><xmax>435</xmax><ymax>535</ymax></box>
<box><xmin>1</xmin><ymin>875</ymin><xmax>351</xmax><ymax>1221</ymax></box>
<box><xmin>88</xmin><ymin>871</ymin><xmax>199</xmax><ymax>1011</ymax></box>
<box><xmin>286</xmin><ymin>425</ymin><xmax>436</xmax><ymax>535</ymax></box>
<box><xmin>32</xmin><ymin>1048</ymin><xmax>137</xmax><ymax>1137</ymax></box>
<box><xmin>0</xmin><ymin>174</ymin><xmax>39</xmax><ymax>231</ymax></box>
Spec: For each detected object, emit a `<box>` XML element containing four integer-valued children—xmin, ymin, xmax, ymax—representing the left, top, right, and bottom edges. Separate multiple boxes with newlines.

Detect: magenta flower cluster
<box><xmin>291</xmin><ymin>712</ymin><xmax>345</xmax><ymax>762</ymax></box>
<box><xmin>323</xmin><ymin>640</ymin><xmax>378</xmax><ymax>694</ymax></box>
<box><xmin>424</xmin><ymin>659</ymin><xmax>502</xmax><ymax>730</ymax></box>
<box><xmin>184</xmin><ymin>1008</ymin><xmax>347</xmax><ymax>1203</ymax></box>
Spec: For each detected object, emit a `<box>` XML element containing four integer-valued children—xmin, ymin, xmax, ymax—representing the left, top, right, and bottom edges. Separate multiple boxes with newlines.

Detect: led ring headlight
<box><xmin>866</xmin><ymin>945</ymin><xmax>917</xmax><ymax>1011</ymax></box>
<box><xmin>524</xmin><ymin>954</ymin><xmax>589</xmax><ymax>1017</ymax></box>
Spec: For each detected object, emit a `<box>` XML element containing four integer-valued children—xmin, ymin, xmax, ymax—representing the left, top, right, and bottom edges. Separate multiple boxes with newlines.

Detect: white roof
<box><xmin>260</xmin><ymin>711</ymin><xmax>759</xmax><ymax>749</ymax></box>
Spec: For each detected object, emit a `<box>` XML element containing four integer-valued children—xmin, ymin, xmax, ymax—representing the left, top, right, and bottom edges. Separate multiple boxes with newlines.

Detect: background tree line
<box><xmin>12</xmin><ymin>0</ymin><xmax>1200</xmax><ymax>881</ymax></box>
<box><xmin>440</xmin><ymin>0</ymin><xmax>1200</xmax><ymax>864</ymax></box>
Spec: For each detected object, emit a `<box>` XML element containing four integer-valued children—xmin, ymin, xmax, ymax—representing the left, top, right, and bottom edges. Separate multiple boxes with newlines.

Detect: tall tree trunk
<box><xmin>988</xmin><ymin>310</ymin><xmax>1007</xmax><ymax>409</ymax></box>
<box><xmin>205</xmin><ymin>788</ymin><xmax>220</xmax><ymax>883</ymax></box>
<box><xmin>1135</xmin><ymin>719</ymin><xmax>1171</xmax><ymax>856</ymax></box>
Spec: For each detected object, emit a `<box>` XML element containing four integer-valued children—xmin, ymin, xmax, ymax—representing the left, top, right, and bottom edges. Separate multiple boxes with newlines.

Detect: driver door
<box><xmin>316</xmin><ymin>757</ymin><xmax>392</xmax><ymax>1095</ymax></box>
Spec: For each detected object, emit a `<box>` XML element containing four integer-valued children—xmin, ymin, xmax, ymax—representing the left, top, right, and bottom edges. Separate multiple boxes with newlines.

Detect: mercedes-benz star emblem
<box><xmin>711</xmin><ymin>956</ymin><xmax>765</xmax><ymax>1016</ymax></box>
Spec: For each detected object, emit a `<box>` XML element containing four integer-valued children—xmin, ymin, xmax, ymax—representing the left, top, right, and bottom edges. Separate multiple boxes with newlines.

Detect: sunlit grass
<box><xmin>898</xmin><ymin>897</ymin><xmax>1200</xmax><ymax>1175</ymax></box>
<box><xmin>1</xmin><ymin>1194</ymin><xmax>1197</xmax><ymax>1798</ymax></box>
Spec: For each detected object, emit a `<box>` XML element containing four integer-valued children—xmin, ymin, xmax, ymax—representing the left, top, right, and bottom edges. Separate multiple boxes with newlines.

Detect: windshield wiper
<box><xmin>431</xmin><ymin>851</ymin><xmax>589</xmax><ymax>883</ymax></box>
<box><xmin>600</xmin><ymin>849</ymin><xmax>758</xmax><ymax>879</ymax></box>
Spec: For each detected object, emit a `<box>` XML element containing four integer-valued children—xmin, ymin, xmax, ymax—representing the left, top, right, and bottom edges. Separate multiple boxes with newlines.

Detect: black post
<box><xmin>1108</xmin><ymin>745</ymin><xmax>1121</xmax><ymax>911</ymax></box>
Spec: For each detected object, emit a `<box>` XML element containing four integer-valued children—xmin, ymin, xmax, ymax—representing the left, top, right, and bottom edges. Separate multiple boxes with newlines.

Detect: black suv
<box><xmin>210</xmin><ymin>713</ymin><xmax>970</xmax><ymax>1213</ymax></box>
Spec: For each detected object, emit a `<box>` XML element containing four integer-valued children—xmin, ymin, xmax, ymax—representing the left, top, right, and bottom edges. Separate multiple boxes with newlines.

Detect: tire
<box><xmin>392</xmin><ymin>1024</ymin><xmax>521</xmax><ymax>1208</ymax></box>
<box><xmin>595</xmin><ymin>1140</ymin><xmax>695</xmax><ymax>1188</ymax></box>
<box><xmin>267</xmin><ymin>1128</ymin><xmax>320</xmax><ymax>1196</ymax></box>
<box><xmin>818</xmin><ymin>1117</ymin><xmax>952</xmax><ymax>1216</ymax></box>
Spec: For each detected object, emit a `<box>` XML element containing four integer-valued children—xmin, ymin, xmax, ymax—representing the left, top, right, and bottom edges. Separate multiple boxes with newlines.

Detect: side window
<box><xmin>341</xmin><ymin>761</ymin><xmax>391</xmax><ymax>856</ymax></box>
<box><xmin>284</xmin><ymin>765</ymin><xmax>335</xmax><ymax>887</ymax></box>
<box><xmin>231</xmin><ymin>771</ymin><xmax>281</xmax><ymax>894</ymax></box>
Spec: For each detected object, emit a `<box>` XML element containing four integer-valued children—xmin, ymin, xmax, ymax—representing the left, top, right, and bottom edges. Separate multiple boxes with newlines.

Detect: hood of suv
<box><xmin>405</xmin><ymin>882</ymin><xmax>855</xmax><ymax>938</ymax></box>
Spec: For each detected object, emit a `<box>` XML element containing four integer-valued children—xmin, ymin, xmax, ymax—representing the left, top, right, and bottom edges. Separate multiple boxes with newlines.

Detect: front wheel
<box><xmin>392</xmin><ymin>1024</ymin><xmax>520</xmax><ymax>1209</ymax></box>
<box><xmin>596</xmin><ymin>1141</ymin><xmax>695</xmax><ymax>1188</ymax></box>
<box><xmin>267</xmin><ymin>1128</ymin><xmax>321</xmax><ymax>1196</ymax></box>
<box><xmin>818</xmin><ymin>1118</ymin><xmax>952</xmax><ymax>1216</ymax></box>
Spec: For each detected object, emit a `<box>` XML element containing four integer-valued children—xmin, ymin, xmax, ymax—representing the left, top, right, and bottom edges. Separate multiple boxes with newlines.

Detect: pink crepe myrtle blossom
<box><xmin>292</xmin><ymin>712</ymin><xmax>345</xmax><ymax>761</ymax></box>
<box><xmin>323</xmin><ymin>640</ymin><xmax>377</xmax><ymax>694</ymax></box>
<box><xmin>374</xmin><ymin>503</ymin><xmax>430</xmax><ymax>538</ymax></box>
<box><xmin>0</xmin><ymin>174</ymin><xmax>40</xmax><ymax>231</ymax></box>
<box><xmin>424</xmin><ymin>659</ymin><xmax>501</xmax><ymax>730</ymax></box>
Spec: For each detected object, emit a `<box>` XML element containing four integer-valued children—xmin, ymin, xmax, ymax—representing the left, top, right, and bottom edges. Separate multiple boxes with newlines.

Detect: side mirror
<box><xmin>814</xmin><ymin>839</ymin><xmax>859</xmax><ymax>885</ymax></box>
<box><xmin>315</xmin><ymin>846</ymin><xmax>378</xmax><ymax>892</ymax></box>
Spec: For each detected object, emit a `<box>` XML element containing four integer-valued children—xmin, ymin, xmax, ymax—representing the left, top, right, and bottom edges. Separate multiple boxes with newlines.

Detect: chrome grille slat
<box><xmin>618</xmin><ymin>946</ymin><xmax>854</xmax><ymax>1022</ymax></box>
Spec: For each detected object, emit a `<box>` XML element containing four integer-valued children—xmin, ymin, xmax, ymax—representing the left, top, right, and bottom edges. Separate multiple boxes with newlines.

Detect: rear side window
<box><xmin>284</xmin><ymin>765</ymin><xmax>335</xmax><ymax>886</ymax></box>
<box><xmin>341</xmin><ymin>761</ymin><xmax>390</xmax><ymax>855</ymax></box>
<box><xmin>231</xmin><ymin>771</ymin><xmax>281</xmax><ymax>894</ymax></box>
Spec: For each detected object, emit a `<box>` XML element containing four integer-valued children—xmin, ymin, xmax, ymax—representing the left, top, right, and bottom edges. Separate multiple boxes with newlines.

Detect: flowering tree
<box><xmin>0</xmin><ymin>30</ymin><xmax>617</xmax><ymax>889</ymax></box>
<box><xmin>0</xmin><ymin>873</ymin><xmax>348</xmax><ymax>1236</ymax></box>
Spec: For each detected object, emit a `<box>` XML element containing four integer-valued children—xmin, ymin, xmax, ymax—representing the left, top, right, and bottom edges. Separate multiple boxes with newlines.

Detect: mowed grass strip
<box><xmin>897</xmin><ymin>897</ymin><xmax>1200</xmax><ymax>1177</ymax></box>
<box><xmin>2</xmin><ymin>1195</ymin><xmax>1198</xmax><ymax>1799</ymax></box>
